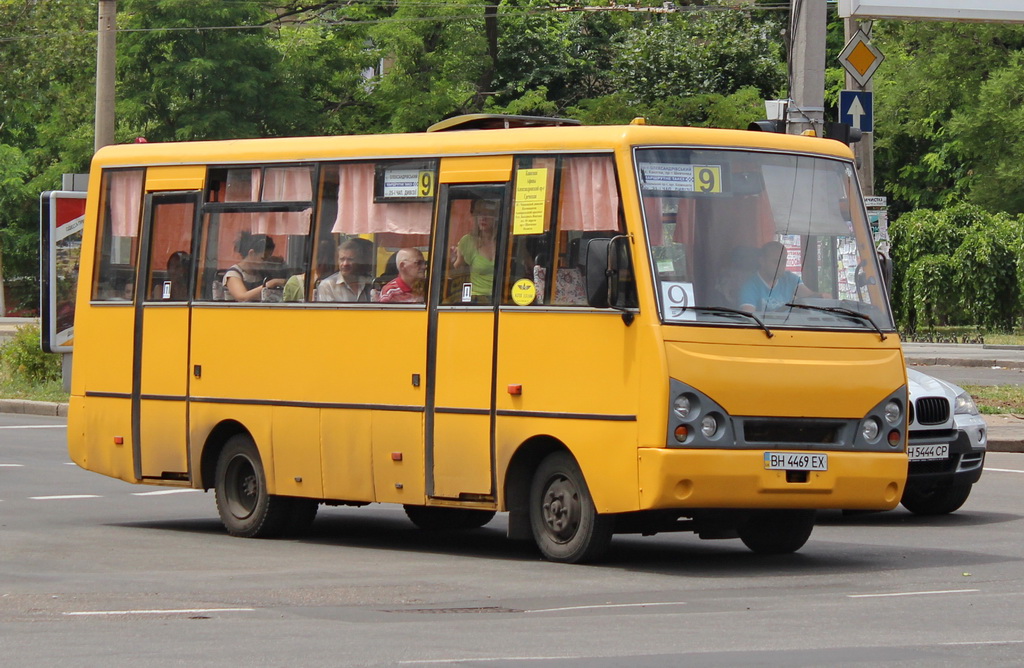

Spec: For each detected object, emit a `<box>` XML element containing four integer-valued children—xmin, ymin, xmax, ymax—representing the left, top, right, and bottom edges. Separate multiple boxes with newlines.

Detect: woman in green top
<box><xmin>453</xmin><ymin>199</ymin><xmax>499</xmax><ymax>297</ymax></box>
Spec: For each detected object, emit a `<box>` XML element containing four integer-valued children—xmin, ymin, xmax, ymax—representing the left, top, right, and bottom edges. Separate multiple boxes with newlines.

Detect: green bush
<box><xmin>890</xmin><ymin>203</ymin><xmax>1024</xmax><ymax>332</ymax></box>
<box><xmin>0</xmin><ymin>324</ymin><xmax>61</xmax><ymax>384</ymax></box>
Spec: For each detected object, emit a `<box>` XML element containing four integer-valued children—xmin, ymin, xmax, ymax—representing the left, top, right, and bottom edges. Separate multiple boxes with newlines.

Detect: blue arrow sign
<box><xmin>839</xmin><ymin>90</ymin><xmax>873</xmax><ymax>133</ymax></box>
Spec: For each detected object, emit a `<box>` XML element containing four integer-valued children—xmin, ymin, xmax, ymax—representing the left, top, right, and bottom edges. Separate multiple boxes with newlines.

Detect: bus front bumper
<box><xmin>637</xmin><ymin>448</ymin><xmax>907</xmax><ymax>511</ymax></box>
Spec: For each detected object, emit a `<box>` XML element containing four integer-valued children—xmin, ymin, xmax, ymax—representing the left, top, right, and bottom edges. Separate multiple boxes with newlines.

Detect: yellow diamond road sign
<box><xmin>839</xmin><ymin>30</ymin><xmax>884</xmax><ymax>87</ymax></box>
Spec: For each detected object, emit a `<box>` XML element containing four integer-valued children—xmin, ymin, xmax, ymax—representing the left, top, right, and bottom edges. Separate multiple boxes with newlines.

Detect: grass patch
<box><xmin>0</xmin><ymin>369</ymin><xmax>69</xmax><ymax>403</ymax></box>
<box><xmin>962</xmin><ymin>384</ymin><xmax>1024</xmax><ymax>415</ymax></box>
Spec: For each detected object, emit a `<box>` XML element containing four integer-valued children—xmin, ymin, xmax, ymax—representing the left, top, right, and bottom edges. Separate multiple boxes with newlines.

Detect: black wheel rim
<box><xmin>540</xmin><ymin>473</ymin><xmax>582</xmax><ymax>544</ymax></box>
<box><xmin>224</xmin><ymin>454</ymin><xmax>259</xmax><ymax>520</ymax></box>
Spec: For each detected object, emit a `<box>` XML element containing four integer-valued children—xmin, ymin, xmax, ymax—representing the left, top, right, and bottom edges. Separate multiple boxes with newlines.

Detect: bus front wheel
<box><xmin>529</xmin><ymin>452</ymin><xmax>613</xmax><ymax>564</ymax></box>
<box><xmin>738</xmin><ymin>509</ymin><xmax>816</xmax><ymax>554</ymax></box>
<box><xmin>215</xmin><ymin>434</ymin><xmax>293</xmax><ymax>538</ymax></box>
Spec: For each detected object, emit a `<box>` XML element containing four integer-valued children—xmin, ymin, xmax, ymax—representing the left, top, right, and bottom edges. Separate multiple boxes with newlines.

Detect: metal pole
<box><xmin>844</xmin><ymin>17</ymin><xmax>875</xmax><ymax>196</ymax></box>
<box><xmin>789</xmin><ymin>0</ymin><xmax>826</xmax><ymax>136</ymax></box>
<box><xmin>94</xmin><ymin>0</ymin><xmax>116</xmax><ymax>151</ymax></box>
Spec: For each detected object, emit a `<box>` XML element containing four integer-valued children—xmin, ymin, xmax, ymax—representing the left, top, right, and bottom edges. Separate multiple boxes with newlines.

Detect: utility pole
<box><xmin>95</xmin><ymin>0</ymin><xmax>116</xmax><ymax>151</ymax></box>
<box><xmin>788</xmin><ymin>0</ymin><xmax>826</xmax><ymax>137</ymax></box>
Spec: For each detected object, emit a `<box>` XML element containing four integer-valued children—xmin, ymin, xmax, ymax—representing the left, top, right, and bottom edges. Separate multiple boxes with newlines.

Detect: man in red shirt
<box><xmin>378</xmin><ymin>248</ymin><xmax>427</xmax><ymax>303</ymax></box>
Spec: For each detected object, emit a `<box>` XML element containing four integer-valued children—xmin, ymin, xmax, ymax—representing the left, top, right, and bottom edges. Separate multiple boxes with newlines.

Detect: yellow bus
<box><xmin>68</xmin><ymin>115</ymin><xmax>908</xmax><ymax>563</ymax></box>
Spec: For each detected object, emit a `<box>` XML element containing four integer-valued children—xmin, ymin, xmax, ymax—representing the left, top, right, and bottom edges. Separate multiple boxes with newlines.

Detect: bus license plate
<box><xmin>907</xmin><ymin>444</ymin><xmax>949</xmax><ymax>461</ymax></box>
<box><xmin>764</xmin><ymin>452</ymin><xmax>828</xmax><ymax>471</ymax></box>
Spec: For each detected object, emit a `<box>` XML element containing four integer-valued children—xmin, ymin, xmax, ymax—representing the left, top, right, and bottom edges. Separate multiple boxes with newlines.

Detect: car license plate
<box><xmin>764</xmin><ymin>452</ymin><xmax>828</xmax><ymax>471</ymax></box>
<box><xmin>907</xmin><ymin>444</ymin><xmax>949</xmax><ymax>461</ymax></box>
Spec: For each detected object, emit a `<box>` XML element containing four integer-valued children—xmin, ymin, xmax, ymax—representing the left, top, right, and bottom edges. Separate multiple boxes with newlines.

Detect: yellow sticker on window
<box><xmin>511</xmin><ymin>278</ymin><xmax>537</xmax><ymax>306</ymax></box>
<box><xmin>513</xmin><ymin>168</ymin><xmax>548</xmax><ymax>235</ymax></box>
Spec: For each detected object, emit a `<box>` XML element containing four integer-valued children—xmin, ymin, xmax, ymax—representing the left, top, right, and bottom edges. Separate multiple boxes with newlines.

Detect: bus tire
<box><xmin>403</xmin><ymin>506</ymin><xmax>496</xmax><ymax>531</ymax></box>
<box><xmin>214</xmin><ymin>434</ymin><xmax>291</xmax><ymax>538</ymax></box>
<box><xmin>529</xmin><ymin>452</ymin><xmax>613</xmax><ymax>564</ymax></box>
<box><xmin>738</xmin><ymin>509</ymin><xmax>816</xmax><ymax>554</ymax></box>
<box><xmin>901</xmin><ymin>482</ymin><xmax>972</xmax><ymax>516</ymax></box>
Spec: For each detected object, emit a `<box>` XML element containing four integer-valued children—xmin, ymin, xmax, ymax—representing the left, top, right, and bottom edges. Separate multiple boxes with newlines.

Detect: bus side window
<box><xmin>93</xmin><ymin>169</ymin><xmax>144</xmax><ymax>302</ymax></box>
<box><xmin>504</xmin><ymin>155</ymin><xmax>621</xmax><ymax>307</ymax></box>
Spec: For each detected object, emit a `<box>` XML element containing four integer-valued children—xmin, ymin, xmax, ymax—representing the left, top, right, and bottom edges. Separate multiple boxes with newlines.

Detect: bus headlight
<box><xmin>883</xmin><ymin>400</ymin><xmax>902</xmax><ymax>425</ymax></box>
<box><xmin>673</xmin><ymin>394</ymin><xmax>692</xmax><ymax>419</ymax></box>
<box><xmin>700</xmin><ymin>414</ymin><xmax>719</xmax><ymax>438</ymax></box>
<box><xmin>861</xmin><ymin>418</ymin><xmax>880</xmax><ymax>442</ymax></box>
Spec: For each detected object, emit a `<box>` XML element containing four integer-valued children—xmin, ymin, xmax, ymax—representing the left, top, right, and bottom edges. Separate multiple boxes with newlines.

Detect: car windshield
<box><xmin>636</xmin><ymin>147</ymin><xmax>894</xmax><ymax>332</ymax></box>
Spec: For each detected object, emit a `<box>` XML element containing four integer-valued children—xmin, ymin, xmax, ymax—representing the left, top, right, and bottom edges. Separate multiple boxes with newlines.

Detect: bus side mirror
<box><xmin>583</xmin><ymin>238</ymin><xmax>611</xmax><ymax>308</ymax></box>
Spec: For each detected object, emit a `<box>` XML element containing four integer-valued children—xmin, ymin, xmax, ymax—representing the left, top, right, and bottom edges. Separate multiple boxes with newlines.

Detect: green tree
<box><xmin>611</xmin><ymin>9</ymin><xmax>785</xmax><ymax>106</ymax></box>
<box><xmin>871</xmin><ymin>22</ymin><xmax>1024</xmax><ymax>216</ymax></box>
<box><xmin>116</xmin><ymin>0</ymin><xmax>308</xmax><ymax>141</ymax></box>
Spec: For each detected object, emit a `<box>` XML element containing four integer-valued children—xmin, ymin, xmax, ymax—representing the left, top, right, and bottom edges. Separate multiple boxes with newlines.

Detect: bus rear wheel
<box><xmin>529</xmin><ymin>452</ymin><xmax>613</xmax><ymax>564</ymax></box>
<box><xmin>215</xmin><ymin>434</ymin><xmax>292</xmax><ymax>538</ymax></box>
<box><xmin>738</xmin><ymin>509</ymin><xmax>816</xmax><ymax>554</ymax></box>
<box><xmin>404</xmin><ymin>506</ymin><xmax>496</xmax><ymax>530</ymax></box>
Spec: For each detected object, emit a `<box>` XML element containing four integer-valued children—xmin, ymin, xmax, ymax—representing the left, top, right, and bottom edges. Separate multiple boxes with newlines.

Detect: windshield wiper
<box><xmin>785</xmin><ymin>303</ymin><xmax>887</xmax><ymax>341</ymax></box>
<box><xmin>678</xmin><ymin>305</ymin><xmax>773</xmax><ymax>339</ymax></box>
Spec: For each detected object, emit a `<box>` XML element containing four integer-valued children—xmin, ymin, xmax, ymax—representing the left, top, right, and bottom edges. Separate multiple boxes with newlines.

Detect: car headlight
<box><xmin>954</xmin><ymin>391</ymin><xmax>979</xmax><ymax>416</ymax></box>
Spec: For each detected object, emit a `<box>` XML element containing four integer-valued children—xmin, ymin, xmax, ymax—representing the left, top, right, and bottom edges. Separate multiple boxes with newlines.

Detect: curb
<box><xmin>0</xmin><ymin>399</ymin><xmax>68</xmax><ymax>418</ymax></box>
<box><xmin>1</xmin><ymin>401</ymin><xmax>1019</xmax><ymax>452</ymax></box>
<box><xmin>906</xmin><ymin>357</ymin><xmax>1024</xmax><ymax>370</ymax></box>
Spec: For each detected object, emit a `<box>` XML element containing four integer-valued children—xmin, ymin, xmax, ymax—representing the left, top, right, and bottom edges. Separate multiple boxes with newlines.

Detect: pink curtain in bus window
<box><xmin>643</xmin><ymin>198</ymin><xmax>663</xmax><ymax>245</ymax></box>
<box><xmin>558</xmin><ymin>157</ymin><xmax>619</xmax><ymax>231</ymax></box>
<box><xmin>332</xmin><ymin>163</ymin><xmax>432</xmax><ymax>235</ymax></box>
<box><xmin>256</xmin><ymin>167</ymin><xmax>313</xmax><ymax>235</ymax></box>
<box><xmin>109</xmin><ymin>170</ymin><xmax>144</xmax><ymax>238</ymax></box>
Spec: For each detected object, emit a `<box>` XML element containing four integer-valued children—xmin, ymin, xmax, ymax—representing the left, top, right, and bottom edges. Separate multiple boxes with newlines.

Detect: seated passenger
<box><xmin>739</xmin><ymin>241</ymin><xmax>822</xmax><ymax>312</ymax></box>
<box><xmin>378</xmin><ymin>248</ymin><xmax>427</xmax><ymax>304</ymax></box>
<box><xmin>315</xmin><ymin>238</ymin><xmax>373</xmax><ymax>303</ymax></box>
<box><xmin>223</xmin><ymin>232</ymin><xmax>285</xmax><ymax>302</ymax></box>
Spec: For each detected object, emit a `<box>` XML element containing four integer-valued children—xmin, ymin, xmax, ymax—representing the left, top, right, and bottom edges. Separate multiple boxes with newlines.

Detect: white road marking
<box><xmin>525</xmin><ymin>601</ymin><xmax>687</xmax><ymax>613</ymax></box>
<box><xmin>942</xmin><ymin>640</ymin><xmax>1024</xmax><ymax>646</ymax></box>
<box><xmin>0</xmin><ymin>425</ymin><xmax>65</xmax><ymax>429</ymax></box>
<box><xmin>400</xmin><ymin>657</ymin><xmax>595</xmax><ymax>665</ymax></box>
<box><xmin>0</xmin><ymin>464</ymin><xmax>24</xmax><ymax>467</ymax></box>
<box><xmin>30</xmin><ymin>494</ymin><xmax>101</xmax><ymax>500</ymax></box>
<box><xmin>132</xmin><ymin>489</ymin><xmax>200</xmax><ymax>496</ymax></box>
<box><xmin>64</xmin><ymin>608</ymin><xmax>255</xmax><ymax>616</ymax></box>
<box><xmin>985</xmin><ymin>467</ymin><xmax>1024</xmax><ymax>474</ymax></box>
<box><xmin>848</xmin><ymin>589</ymin><xmax>979</xmax><ymax>598</ymax></box>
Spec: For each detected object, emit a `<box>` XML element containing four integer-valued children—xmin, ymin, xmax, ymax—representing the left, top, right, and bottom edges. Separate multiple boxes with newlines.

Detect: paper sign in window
<box><xmin>513</xmin><ymin>168</ymin><xmax>548</xmax><ymax>235</ymax></box>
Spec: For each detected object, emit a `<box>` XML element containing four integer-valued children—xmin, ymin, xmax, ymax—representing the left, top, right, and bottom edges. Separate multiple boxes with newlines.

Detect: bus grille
<box><xmin>743</xmin><ymin>421</ymin><xmax>840</xmax><ymax>444</ymax></box>
<box><xmin>914</xmin><ymin>397</ymin><xmax>950</xmax><ymax>426</ymax></box>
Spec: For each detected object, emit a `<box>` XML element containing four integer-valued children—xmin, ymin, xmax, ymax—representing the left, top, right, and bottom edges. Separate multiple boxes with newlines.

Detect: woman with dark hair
<box><xmin>223</xmin><ymin>231</ymin><xmax>285</xmax><ymax>302</ymax></box>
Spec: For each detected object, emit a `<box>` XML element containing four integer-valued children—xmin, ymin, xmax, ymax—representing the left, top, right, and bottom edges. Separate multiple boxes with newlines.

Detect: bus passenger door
<box><xmin>427</xmin><ymin>176</ymin><xmax>510</xmax><ymax>500</ymax></box>
<box><xmin>132</xmin><ymin>191</ymin><xmax>199</xmax><ymax>481</ymax></box>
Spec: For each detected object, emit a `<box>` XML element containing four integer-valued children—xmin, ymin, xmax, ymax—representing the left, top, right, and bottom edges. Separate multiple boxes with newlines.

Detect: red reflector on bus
<box><xmin>888</xmin><ymin>430</ymin><xmax>902</xmax><ymax>447</ymax></box>
<box><xmin>674</xmin><ymin>425</ymin><xmax>688</xmax><ymax>442</ymax></box>
<box><xmin>391</xmin><ymin>452</ymin><xmax>403</xmax><ymax>461</ymax></box>
<box><xmin>507</xmin><ymin>384</ymin><xmax>522</xmax><ymax>395</ymax></box>
<box><xmin>114</xmin><ymin>436</ymin><xmax>124</xmax><ymax>445</ymax></box>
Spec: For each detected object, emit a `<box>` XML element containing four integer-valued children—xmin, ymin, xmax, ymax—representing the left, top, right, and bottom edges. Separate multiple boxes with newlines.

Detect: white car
<box><xmin>903</xmin><ymin>368</ymin><xmax>987</xmax><ymax>514</ymax></box>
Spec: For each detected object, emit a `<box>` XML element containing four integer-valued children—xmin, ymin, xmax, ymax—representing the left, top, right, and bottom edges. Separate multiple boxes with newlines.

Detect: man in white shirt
<box><xmin>315</xmin><ymin>238</ymin><xmax>373</xmax><ymax>302</ymax></box>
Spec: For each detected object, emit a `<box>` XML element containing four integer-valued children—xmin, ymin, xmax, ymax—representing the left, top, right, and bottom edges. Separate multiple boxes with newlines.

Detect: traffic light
<box><xmin>823</xmin><ymin>122</ymin><xmax>863</xmax><ymax>145</ymax></box>
<box><xmin>747</xmin><ymin>119</ymin><xmax>786</xmax><ymax>134</ymax></box>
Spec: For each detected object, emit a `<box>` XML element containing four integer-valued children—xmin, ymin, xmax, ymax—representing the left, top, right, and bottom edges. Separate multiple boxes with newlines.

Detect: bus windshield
<box><xmin>637</xmin><ymin>147</ymin><xmax>894</xmax><ymax>332</ymax></box>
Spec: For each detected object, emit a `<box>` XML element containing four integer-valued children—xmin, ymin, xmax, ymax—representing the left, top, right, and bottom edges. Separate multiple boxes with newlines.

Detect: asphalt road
<box><xmin>2</xmin><ymin>413</ymin><xmax>1023</xmax><ymax>667</ymax></box>
<box><xmin>908</xmin><ymin>364</ymin><xmax>1024</xmax><ymax>388</ymax></box>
